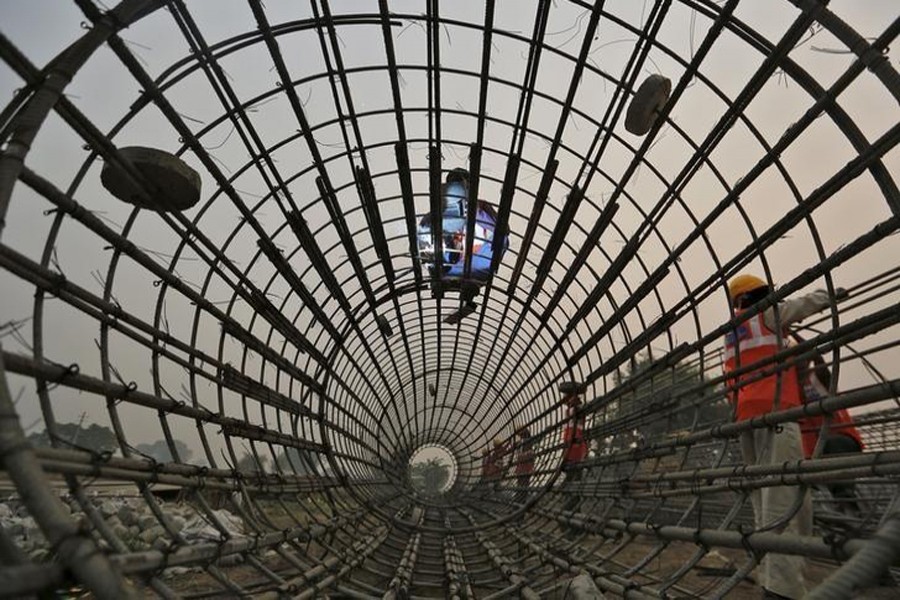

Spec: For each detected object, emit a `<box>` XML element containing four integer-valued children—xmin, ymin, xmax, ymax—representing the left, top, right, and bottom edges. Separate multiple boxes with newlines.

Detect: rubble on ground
<box><xmin>0</xmin><ymin>494</ymin><xmax>246</xmax><ymax>575</ymax></box>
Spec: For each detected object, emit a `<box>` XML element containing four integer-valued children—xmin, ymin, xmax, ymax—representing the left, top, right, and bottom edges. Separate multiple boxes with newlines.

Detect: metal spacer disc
<box><xmin>101</xmin><ymin>146</ymin><xmax>201</xmax><ymax>211</ymax></box>
<box><xmin>625</xmin><ymin>74</ymin><xmax>672</xmax><ymax>136</ymax></box>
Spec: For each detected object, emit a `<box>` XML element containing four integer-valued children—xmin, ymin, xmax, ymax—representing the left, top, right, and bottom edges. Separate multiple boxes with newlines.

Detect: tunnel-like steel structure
<box><xmin>1</xmin><ymin>0</ymin><xmax>899</xmax><ymax>598</ymax></box>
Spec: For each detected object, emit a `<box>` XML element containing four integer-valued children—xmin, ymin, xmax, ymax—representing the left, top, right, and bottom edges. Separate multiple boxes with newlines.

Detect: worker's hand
<box><xmin>834</xmin><ymin>287</ymin><xmax>849</xmax><ymax>302</ymax></box>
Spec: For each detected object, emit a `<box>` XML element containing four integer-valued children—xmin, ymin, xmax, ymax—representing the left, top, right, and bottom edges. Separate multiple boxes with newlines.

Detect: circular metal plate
<box><xmin>100</xmin><ymin>146</ymin><xmax>201</xmax><ymax>211</ymax></box>
<box><xmin>625</xmin><ymin>74</ymin><xmax>672</xmax><ymax>136</ymax></box>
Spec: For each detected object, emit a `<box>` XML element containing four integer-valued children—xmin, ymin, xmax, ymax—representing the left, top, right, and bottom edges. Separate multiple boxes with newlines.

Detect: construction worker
<box><xmin>793</xmin><ymin>339</ymin><xmax>864</xmax><ymax>514</ymax></box>
<box><xmin>475</xmin><ymin>447</ymin><xmax>490</xmax><ymax>489</ymax></box>
<box><xmin>560</xmin><ymin>383</ymin><xmax>588</xmax><ymax>538</ymax></box>
<box><xmin>485</xmin><ymin>438</ymin><xmax>508</xmax><ymax>490</ymax></box>
<box><xmin>513</xmin><ymin>427</ymin><xmax>535</xmax><ymax>502</ymax></box>
<box><xmin>724</xmin><ymin>274</ymin><xmax>844</xmax><ymax>600</ymax></box>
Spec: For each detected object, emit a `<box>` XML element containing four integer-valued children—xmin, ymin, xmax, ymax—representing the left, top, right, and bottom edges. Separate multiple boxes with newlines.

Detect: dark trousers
<box><xmin>823</xmin><ymin>435</ymin><xmax>863</xmax><ymax>512</ymax></box>
<box><xmin>514</xmin><ymin>473</ymin><xmax>532</xmax><ymax>502</ymax></box>
<box><xmin>563</xmin><ymin>468</ymin><xmax>582</xmax><ymax>513</ymax></box>
<box><xmin>562</xmin><ymin>467</ymin><xmax>583</xmax><ymax>538</ymax></box>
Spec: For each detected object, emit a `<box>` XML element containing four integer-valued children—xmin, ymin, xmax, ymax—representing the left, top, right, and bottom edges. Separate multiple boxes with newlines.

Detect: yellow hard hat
<box><xmin>493</xmin><ymin>438</ymin><xmax>503</xmax><ymax>447</ymax></box>
<box><xmin>728</xmin><ymin>274</ymin><xmax>766</xmax><ymax>300</ymax></box>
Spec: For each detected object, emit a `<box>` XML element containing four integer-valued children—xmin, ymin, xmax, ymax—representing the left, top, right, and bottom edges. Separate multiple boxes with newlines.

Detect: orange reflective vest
<box><xmin>723</xmin><ymin>310</ymin><xmax>801</xmax><ymax>421</ymax></box>
<box><xmin>515</xmin><ymin>437</ymin><xmax>535</xmax><ymax>475</ymax></box>
<box><xmin>563</xmin><ymin>404</ymin><xmax>588</xmax><ymax>464</ymax></box>
<box><xmin>485</xmin><ymin>444</ymin><xmax>506</xmax><ymax>479</ymax></box>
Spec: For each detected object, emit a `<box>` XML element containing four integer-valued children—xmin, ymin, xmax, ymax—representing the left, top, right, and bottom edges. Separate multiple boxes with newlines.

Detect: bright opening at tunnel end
<box><xmin>408</xmin><ymin>444</ymin><xmax>458</xmax><ymax>496</ymax></box>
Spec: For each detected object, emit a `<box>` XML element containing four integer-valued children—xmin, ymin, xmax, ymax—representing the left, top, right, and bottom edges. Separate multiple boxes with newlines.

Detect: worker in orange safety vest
<box><xmin>476</xmin><ymin>447</ymin><xmax>490</xmax><ymax>489</ymax></box>
<box><xmin>484</xmin><ymin>438</ymin><xmax>508</xmax><ymax>490</ymax></box>
<box><xmin>513</xmin><ymin>427</ymin><xmax>535</xmax><ymax>502</ymax></box>
<box><xmin>723</xmin><ymin>274</ymin><xmax>845</xmax><ymax>600</ymax></box>
<box><xmin>559</xmin><ymin>382</ymin><xmax>588</xmax><ymax>539</ymax></box>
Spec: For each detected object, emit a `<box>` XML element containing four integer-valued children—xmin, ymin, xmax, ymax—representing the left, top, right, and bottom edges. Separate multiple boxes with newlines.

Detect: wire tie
<box><xmin>61</xmin><ymin>363</ymin><xmax>80</xmax><ymax>381</ymax></box>
<box><xmin>870</xmin><ymin>451</ymin><xmax>882</xmax><ymax>476</ymax></box>
<box><xmin>692</xmin><ymin>528</ymin><xmax>708</xmax><ymax>551</ymax></box>
<box><xmin>737</xmin><ymin>523</ymin><xmax>760</xmax><ymax>559</ymax></box>
<box><xmin>825</xmin><ymin>531</ymin><xmax>849</xmax><ymax>561</ymax></box>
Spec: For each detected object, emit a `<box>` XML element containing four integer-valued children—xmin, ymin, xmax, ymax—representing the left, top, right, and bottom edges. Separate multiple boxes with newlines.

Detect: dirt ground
<box><xmin>151</xmin><ymin>534</ymin><xmax>898</xmax><ymax>599</ymax></box>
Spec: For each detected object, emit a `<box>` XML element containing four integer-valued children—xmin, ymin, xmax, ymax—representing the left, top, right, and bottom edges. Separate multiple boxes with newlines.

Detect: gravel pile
<box><xmin>1</xmin><ymin>495</ymin><xmax>246</xmax><ymax>569</ymax></box>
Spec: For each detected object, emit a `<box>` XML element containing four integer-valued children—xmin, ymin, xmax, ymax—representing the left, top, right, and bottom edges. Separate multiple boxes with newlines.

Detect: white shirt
<box><xmin>762</xmin><ymin>289</ymin><xmax>832</xmax><ymax>332</ymax></box>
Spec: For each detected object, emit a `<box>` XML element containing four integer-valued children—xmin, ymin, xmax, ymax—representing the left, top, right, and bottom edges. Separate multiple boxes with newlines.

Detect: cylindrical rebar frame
<box><xmin>0</xmin><ymin>0</ymin><xmax>899</xmax><ymax>597</ymax></box>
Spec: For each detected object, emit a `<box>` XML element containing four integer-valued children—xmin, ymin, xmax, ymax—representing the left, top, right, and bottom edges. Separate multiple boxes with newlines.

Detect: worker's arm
<box><xmin>720</xmin><ymin>353</ymin><xmax>738</xmax><ymax>404</ymax></box>
<box><xmin>762</xmin><ymin>289</ymin><xmax>837</xmax><ymax>331</ymax></box>
<box><xmin>810</xmin><ymin>352</ymin><xmax>832</xmax><ymax>390</ymax></box>
<box><xmin>723</xmin><ymin>373</ymin><xmax>738</xmax><ymax>405</ymax></box>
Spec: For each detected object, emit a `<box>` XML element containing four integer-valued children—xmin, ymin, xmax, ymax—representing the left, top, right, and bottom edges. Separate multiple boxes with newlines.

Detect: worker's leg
<box><xmin>823</xmin><ymin>435</ymin><xmax>863</xmax><ymax>514</ymax></box>
<box><xmin>755</xmin><ymin>423</ymin><xmax>811</xmax><ymax>599</ymax></box>
<box><xmin>740</xmin><ymin>430</ymin><xmax>762</xmax><ymax>523</ymax></box>
<box><xmin>822</xmin><ymin>434</ymin><xmax>862</xmax><ymax>455</ymax></box>
<box><xmin>562</xmin><ymin>468</ymin><xmax>583</xmax><ymax>539</ymax></box>
<box><xmin>515</xmin><ymin>474</ymin><xmax>531</xmax><ymax>503</ymax></box>
<box><xmin>563</xmin><ymin>468</ymin><xmax>582</xmax><ymax>513</ymax></box>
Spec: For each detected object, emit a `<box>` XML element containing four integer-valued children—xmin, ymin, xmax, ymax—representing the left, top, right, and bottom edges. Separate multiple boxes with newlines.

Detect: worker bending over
<box><xmin>793</xmin><ymin>338</ymin><xmax>864</xmax><ymax>515</ymax></box>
